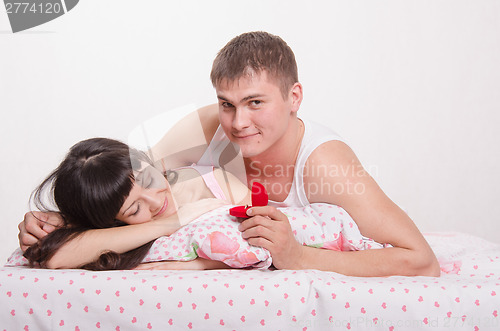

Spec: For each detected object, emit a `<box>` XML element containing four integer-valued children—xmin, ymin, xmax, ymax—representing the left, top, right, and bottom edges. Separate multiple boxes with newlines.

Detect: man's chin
<box><xmin>228</xmin><ymin>136</ymin><xmax>266</xmax><ymax>158</ymax></box>
<box><xmin>240</xmin><ymin>147</ymin><xmax>264</xmax><ymax>159</ymax></box>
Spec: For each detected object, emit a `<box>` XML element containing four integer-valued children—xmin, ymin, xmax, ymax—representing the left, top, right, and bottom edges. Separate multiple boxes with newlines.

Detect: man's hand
<box><xmin>18</xmin><ymin>211</ymin><xmax>64</xmax><ymax>252</ymax></box>
<box><xmin>238</xmin><ymin>206</ymin><xmax>304</xmax><ymax>270</ymax></box>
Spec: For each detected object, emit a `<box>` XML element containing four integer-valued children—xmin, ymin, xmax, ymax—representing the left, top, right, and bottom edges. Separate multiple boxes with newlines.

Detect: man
<box><xmin>19</xmin><ymin>32</ymin><xmax>440</xmax><ymax>276</ymax></box>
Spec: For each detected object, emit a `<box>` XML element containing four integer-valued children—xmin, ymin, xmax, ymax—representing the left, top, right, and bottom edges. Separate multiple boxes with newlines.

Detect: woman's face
<box><xmin>116</xmin><ymin>164</ymin><xmax>177</xmax><ymax>225</ymax></box>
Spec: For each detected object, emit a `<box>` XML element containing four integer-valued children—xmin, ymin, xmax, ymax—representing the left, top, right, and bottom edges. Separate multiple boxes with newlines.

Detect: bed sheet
<box><xmin>1</xmin><ymin>232</ymin><xmax>500</xmax><ymax>330</ymax></box>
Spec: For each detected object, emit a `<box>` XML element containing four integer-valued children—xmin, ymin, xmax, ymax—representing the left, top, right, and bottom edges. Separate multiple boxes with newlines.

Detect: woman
<box><xmin>24</xmin><ymin>137</ymin><xmax>250</xmax><ymax>270</ymax></box>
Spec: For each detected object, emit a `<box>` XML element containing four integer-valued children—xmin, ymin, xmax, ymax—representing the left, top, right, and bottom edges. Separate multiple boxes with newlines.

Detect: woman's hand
<box><xmin>238</xmin><ymin>206</ymin><xmax>305</xmax><ymax>270</ymax></box>
<box><xmin>18</xmin><ymin>211</ymin><xmax>64</xmax><ymax>252</ymax></box>
<box><xmin>134</xmin><ymin>258</ymin><xmax>231</xmax><ymax>270</ymax></box>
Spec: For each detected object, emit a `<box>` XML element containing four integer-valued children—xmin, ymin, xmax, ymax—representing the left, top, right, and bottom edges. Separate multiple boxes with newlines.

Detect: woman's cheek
<box><xmin>139</xmin><ymin>212</ymin><xmax>152</xmax><ymax>224</ymax></box>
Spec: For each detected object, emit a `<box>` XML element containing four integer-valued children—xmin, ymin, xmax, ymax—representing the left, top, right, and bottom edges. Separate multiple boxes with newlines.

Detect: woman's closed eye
<box><xmin>129</xmin><ymin>202</ymin><xmax>140</xmax><ymax>217</ymax></box>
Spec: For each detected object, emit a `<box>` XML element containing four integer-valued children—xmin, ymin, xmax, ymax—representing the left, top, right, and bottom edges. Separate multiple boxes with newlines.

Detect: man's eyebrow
<box><xmin>241</xmin><ymin>94</ymin><xmax>264</xmax><ymax>102</ymax></box>
<box><xmin>217</xmin><ymin>94</ymin><xmax>265</xmax><ymax>103</ymax></box>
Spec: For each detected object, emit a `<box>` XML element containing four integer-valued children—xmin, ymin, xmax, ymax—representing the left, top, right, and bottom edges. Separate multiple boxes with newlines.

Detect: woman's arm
<box><xmin>45</xmin><ymin>216</ymin><xmax>179</xmax><ymax>269</ymax></box>
<box><xmin>135</xmin><ymin>258</ymin><xmax>232</xmax><ymax>270</ymax></box>
<box><xmin>45</xmin><ymin>198</ymin><xmax>228</xmax><ymax>269</ymax></box>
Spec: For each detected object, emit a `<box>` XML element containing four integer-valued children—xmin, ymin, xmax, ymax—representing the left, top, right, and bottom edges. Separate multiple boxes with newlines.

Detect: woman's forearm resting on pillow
<box><xmin>45</xmin><ymin>218</ymin><xmax>180</xmax><ymax>269</ymax></box>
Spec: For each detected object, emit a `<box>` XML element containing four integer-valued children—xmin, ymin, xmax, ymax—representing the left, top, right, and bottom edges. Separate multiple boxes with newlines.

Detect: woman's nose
<box><xmin>142</xmin><ymin>190</ymin><xmax>163</xmax><ymax>210</ymax></box>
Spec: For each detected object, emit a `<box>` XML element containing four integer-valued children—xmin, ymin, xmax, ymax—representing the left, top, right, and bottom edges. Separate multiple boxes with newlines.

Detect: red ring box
<box><xmin>229</xmin><ymin>182</ymin><xmax>268</xmax><ymax>218</ymax></box>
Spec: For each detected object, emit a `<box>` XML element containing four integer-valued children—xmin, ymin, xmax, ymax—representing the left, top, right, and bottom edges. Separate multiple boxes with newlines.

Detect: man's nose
<box><xmin>232</xmin><ymin>108</ymin><xmax>251</xmax><ymax>130</ymax></box>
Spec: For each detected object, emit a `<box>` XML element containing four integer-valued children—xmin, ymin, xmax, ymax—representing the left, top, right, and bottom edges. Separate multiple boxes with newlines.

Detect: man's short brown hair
<box><xmin>210</xmin><ymin>31</ymin><xmax>298</xmax><ymax>99</ymax></box>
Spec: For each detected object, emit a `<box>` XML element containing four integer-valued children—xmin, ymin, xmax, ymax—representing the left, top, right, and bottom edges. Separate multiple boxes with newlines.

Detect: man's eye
<box><xmin>221</xmin><ymin>102</ymin><xmax>234</xmax><ymax>109</ymax></box>
<box><xmin>250</xmin><ymin>100</ymin><xmax>261</xmax><ymax>106</ymax></box>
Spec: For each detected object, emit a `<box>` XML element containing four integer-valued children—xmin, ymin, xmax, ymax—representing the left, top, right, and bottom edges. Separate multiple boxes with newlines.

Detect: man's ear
<box><xmin>289</xmin><ymin>82</ymin><xmax>303</xmax><ymax>113</ymax></box>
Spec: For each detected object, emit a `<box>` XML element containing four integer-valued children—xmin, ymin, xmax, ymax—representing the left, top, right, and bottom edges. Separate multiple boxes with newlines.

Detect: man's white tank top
<box><xmin>197</xmin><ymin>118</ymin><xmax>346</xmax><ymax>207</ymax></box>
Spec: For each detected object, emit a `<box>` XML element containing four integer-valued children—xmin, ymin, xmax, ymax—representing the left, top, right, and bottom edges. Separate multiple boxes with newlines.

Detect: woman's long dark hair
<box><xmin>23</xmin><ymin>138</ymin><xmax>174</xmax><ymax>270</ymax></box>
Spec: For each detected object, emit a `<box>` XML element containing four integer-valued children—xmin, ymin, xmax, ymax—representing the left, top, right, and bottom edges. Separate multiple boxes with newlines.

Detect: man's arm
<box><xmin>239</xmin><ymin>141</ymin><xmax>440</xmax><ymax>277</ymax></box>
<box><xmin>149</xmin><ymin>104</ymin><xmax>220</xmax><ymax>170</ymax></box>
<box><xmin>19</xmin><ymin>211</ymin><xmax>63</xmax><ymax>252</ymax></box>
<box><xmin>304</xmin><ymin>141</ymin><xmax>439</xmax><ymax>276</ymax></box>
<box><xmin>18</xmin><ymin>104</ymin><xmax>221</xmax><ymax>251</ymax></box>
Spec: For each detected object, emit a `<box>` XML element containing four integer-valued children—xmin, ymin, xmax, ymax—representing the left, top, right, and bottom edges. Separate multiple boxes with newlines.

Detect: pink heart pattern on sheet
<box><xmin>2</xmin><ymin>245</ymin><xmax>500</xmax><ymax>331</ymax></box>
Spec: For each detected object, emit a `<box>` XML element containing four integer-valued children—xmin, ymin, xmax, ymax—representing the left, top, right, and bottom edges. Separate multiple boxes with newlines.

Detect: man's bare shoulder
<box><xmin>305</xmin><ymin>140</ymin><xmax>361</xmax><ymax>175</ymax></box>
<box><xmin>303</xmin><ymin>140</ymin><xmax>369</xmax><ymax>204</ymax></box>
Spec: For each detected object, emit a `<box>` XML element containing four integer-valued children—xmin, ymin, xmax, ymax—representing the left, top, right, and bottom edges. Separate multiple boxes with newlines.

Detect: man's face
<box><xmin>215</xmin><ymin>71</ymin><xmax>298</xmax><ymax>158</ymax></box>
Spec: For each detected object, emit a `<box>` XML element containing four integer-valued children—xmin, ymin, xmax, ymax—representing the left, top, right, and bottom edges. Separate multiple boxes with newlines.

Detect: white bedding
<box><xmin>2</xmin><ymin>232</ymin><xmax>500</xmax><ymax>330</ymax></box>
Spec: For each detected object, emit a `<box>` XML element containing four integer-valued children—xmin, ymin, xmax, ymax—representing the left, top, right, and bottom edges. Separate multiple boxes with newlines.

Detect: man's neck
<box><xmin>244</xmin><ymin>117</ymin><xmax>304</xmax><ymax>179</ymax></box>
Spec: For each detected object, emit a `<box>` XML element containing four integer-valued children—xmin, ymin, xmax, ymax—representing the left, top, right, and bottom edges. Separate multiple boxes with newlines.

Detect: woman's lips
<box><xmin>155</xmin><ymin>197</ymin><xmax>168</xmax><ymax>217</ymax></box>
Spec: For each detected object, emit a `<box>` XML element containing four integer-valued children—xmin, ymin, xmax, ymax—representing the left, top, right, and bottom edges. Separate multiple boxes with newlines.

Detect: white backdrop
<box><xmin>1</xmin><ymin>0</ymin><xmax>499</xmax><ymax>264</ymax></box>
